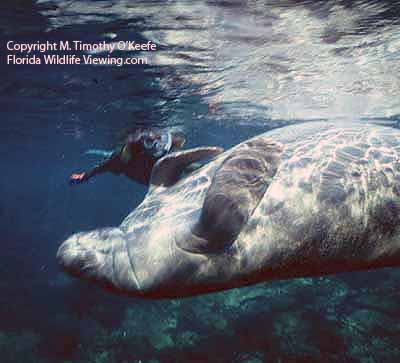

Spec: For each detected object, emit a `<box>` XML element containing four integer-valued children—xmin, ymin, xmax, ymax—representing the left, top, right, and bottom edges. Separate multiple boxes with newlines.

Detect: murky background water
<box><xmin>1</xmin><ymin>0</ymin><xmax>400</xmax><ymax>362</ymax></box>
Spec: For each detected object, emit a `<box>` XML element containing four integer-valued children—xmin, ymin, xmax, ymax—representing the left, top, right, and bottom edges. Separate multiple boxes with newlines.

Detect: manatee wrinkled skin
<box><xmin>57</xmin><ymin>122</ymin><xmax>400</xmax><ymax>298</ymax></box>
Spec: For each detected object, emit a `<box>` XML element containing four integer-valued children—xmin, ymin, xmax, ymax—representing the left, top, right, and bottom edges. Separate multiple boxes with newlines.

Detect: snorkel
<box><xmin>143</xmin><ymin>131</ymin><xmax>172</xmax><ymax>157</ymax></box>
<box><xmin>120</xmin><ymin>129</ymin><xmax>174</xmax><ymax>163</ymax></box>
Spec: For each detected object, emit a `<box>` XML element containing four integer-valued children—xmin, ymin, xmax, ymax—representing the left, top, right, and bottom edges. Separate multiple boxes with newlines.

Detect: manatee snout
<box><xmin>57</xmin><ymin>234</ymin><xmax>100</xmax><ymax>279</ymax></box>
<box><xmin>57</xmin><ymin>228</ymin><xmax>124</xmax><ymax>286</ymax></box>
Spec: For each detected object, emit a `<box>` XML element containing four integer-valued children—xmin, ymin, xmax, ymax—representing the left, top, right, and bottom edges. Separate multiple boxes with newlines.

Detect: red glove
<box><xmin>69</xmin><ymin>172</ymin><xmax>88</xmax><ymax>185</ymax></box>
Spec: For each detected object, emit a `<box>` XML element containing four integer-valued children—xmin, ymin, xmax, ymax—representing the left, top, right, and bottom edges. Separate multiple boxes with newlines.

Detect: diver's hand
<box><xmin>69</xmin><ymin>172</ymin><xmax>88</xmax><ymax>185</ymax></box>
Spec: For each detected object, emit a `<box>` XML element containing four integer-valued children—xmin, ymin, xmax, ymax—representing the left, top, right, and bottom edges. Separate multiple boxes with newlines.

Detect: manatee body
<box><xmin>57</xmin><ymin>122</ymin><xmax>400</xmax><ymax>298</ymax></box>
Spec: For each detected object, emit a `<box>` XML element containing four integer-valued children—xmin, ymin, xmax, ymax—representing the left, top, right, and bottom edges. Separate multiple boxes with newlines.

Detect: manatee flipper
<box><xmin>178</xmin><ymin>138</ymin><xmax>283</xmax><ymax>253</ymax></box>
<box><xmin>149</xmin><ymin>147</ymin><xmax>224</xmax><ymax>190</ymax></box>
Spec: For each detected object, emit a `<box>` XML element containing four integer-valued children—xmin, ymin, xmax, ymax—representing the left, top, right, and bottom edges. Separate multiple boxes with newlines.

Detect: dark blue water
<box><xmin>1</xmin><ymin>1</ymin><xmax>400</xmax><ymax>362</ymax></box>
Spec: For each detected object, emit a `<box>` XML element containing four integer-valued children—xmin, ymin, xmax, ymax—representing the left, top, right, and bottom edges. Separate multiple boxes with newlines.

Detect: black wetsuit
<box><xmin>85</xmin><ymin>146</ymin><xmax>157</xmax><ymax>185</ymax></box>
<box><xmin>81</xmin><ymin>129</ymin><xmax>184</xmax><ymax>185</ymax></box>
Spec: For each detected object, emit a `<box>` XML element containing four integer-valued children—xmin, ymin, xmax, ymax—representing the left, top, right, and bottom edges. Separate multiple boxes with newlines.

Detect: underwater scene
<box><xmin>2</xmin><ymin>0</ymin><xmax>400</xmax><ymax>362</ymax></box>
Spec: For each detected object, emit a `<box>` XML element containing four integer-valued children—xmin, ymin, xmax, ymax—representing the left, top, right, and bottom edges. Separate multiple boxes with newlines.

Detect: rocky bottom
<box><xmin>2</xmin><ymin>267</ymin><xmax>400</xmax><ymax>363</ymax></box>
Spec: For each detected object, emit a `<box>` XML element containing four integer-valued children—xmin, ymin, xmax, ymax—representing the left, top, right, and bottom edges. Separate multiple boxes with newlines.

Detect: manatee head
<box><xmin>56</xmin><ymin>228</ymin><xmax>130</xmax><ymax>290</ymax></box>
<box><xmin>57</xmin><ymin>193</ymin><xmax>217</xmax><ymax>298</ymax></box>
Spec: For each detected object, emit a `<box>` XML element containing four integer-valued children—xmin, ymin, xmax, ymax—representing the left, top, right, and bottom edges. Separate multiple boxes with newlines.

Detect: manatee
<box><xmin>57</xmin><ymin>122</ymin><xmax>400</xmax><ymax>298</ymax></box>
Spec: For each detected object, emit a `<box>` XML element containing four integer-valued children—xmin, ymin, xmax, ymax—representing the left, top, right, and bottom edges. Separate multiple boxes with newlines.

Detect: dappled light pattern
<box><xmin>37</xmin><ymin>0</ymin><xmax>400</xmax><ymax>121</ymax></box>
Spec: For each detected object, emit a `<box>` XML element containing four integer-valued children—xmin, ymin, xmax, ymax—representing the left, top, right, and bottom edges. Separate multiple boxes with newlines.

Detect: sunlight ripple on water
<box><xmin>37</xmin><ymin>0</ymin><xmax>400</xmax><ymax>123</ymax></box>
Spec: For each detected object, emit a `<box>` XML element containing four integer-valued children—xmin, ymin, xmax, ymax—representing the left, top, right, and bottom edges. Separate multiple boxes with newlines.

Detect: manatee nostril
<box><xmin>56</xmin><ymin>237</ymin><xmax>77</xmax><ymax>267</ymax></box>
<box><xmin>57</xmin><ymin>237</ymin><xmax>82</xmax><ymax>274</ymax></box>
<box><xmin>57</xmin><ymin>235</ymin><xmax>100</xmax><ymax>278</ymax></box>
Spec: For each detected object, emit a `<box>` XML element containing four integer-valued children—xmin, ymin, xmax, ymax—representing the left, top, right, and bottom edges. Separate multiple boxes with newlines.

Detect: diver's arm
<box><xmin>69</xmin><ymin>152</ymin><xmax>124</xmax><ymax>184</ymax></box>
<box><xmin>87</xmin><ymin>153</ymin><xmax>124</xmax><ymax>178</ymax></box>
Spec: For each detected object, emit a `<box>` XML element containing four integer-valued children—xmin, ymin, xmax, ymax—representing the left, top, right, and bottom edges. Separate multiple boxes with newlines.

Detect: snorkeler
<box><xmin>69</xmin><ymin>128</ymin><xmax>185</xmax><ymax>186</ymax></box>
